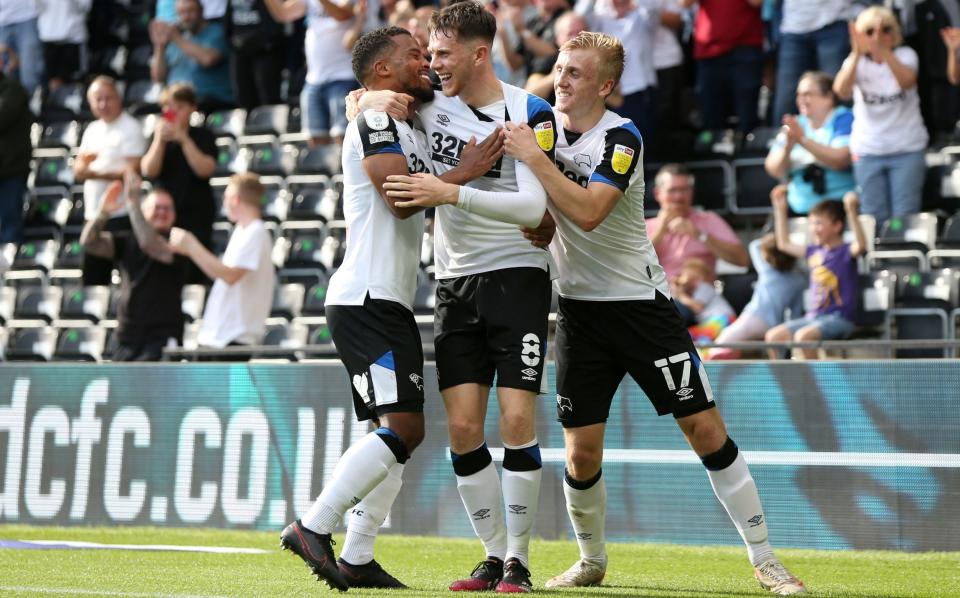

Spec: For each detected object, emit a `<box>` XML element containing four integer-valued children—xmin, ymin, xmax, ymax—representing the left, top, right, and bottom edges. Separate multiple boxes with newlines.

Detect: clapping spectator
<box><xmin>764</xmin><ymin>71</ymin><xmax>854</xmax><ymax>215</ymax></box>
<box><xmin>80</xmin><ymin>171</ymin><xmax>188</xmax><ymax>362</ymax></box>
<box><xmin>940</xmin><ymin>26</ymin><xmax>960</xmax><ymax>86</ymax></box>
<box><xmin>74</xmin><ymin>76</ymin><xmax>147</xmax><ymax>286</ymax></box>
<box><xmin>0</xmin><ymin>44</ymin><xmax>31</xmax><ymax>249</ymax></box>
<box><xmin>0</xmin><ymin>0</ymin><xmax>43</xmax><ymax>97</ymax></box>
<box><xmin>771</xmin><ymin>0</ymin><xmax>856</xmax><ymax>124</ymax></box>
<box><xmin>582</xmin><ymin>0</ymin><xmax>659</xmax><ymax>142</ymax></box>
<box><xmin>680</xmin><ymin>0</ymin><xmax>764</xmax><ymax>132</ymax></box>
<box><xmin>228</xmin><ymin>0</ymin><xmax>285</xmax><ymax>110</ymax></box>
<box><xmin>706</xmin><ymin>234</ymin><xmax>806</xmax><ymax>360</ymax></box>
<box><xmin>264</xmin><ymin>0</ymin><xmax>358</xmax><ymax>147</ymax></box>
<box><xmin>35</xmin><ymin>0</ymin><xmax>91</xmax><ymax>93</ymax></box>
<box><xmin>489</xmin><ymin>0</ymin><xmax>531</xmax><ymax>88</ymax></box>
<box><xmin>150</xmin><ymin>0</ymin><xmax>235</xmax><ymax>112</ymax></box>
<box><xmin>141</xmin><ymin>83</ymin><xmax>218</xmax><ymax>284</ymax></box>
<box><xmin>647</xmin><ymin>164</ymin><xmax>749</xmax><ymax>281</ymax></box>
<box><xmin>765</xmin><ymin>192</ymin><xmax>866</xmax><ymax>360</ymax></box>
<box><xmin>169</xmin><ymin>173</ymin><xmax>275</xmax><ymax>352</ymax></box>
<box><xmin>833</xmin><ymin>6</ymin><xmax>927</xmax><ymax>229</ymax></box>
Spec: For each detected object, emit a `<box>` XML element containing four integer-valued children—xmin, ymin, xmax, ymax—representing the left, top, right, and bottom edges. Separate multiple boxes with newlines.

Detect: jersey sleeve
<box><xmin>590</xmin><ymin>126</ymin><xmax>643</xmax><ymax>192</ymax></box>
<box><xmin>356</xmin><ymin>110</ymin><xmax>404</xmax><ymax>157</ymax></box>
<box><xmin>525</xmin><ymin>94</ymin><xmax>557</xmax><ymax>162</ymax></box>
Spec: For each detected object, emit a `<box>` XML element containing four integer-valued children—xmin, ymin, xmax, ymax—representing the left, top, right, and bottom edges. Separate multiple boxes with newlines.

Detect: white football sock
<box><xmin>706</xmin><ymin>452</ymin><xmax>774</xmax><ymax>566</ymax></box>
<box><xmin>563</xmin><ymin>471</ymin><xmax>607</xmax><ymax>562</ymax></box>
<box><xmin>340</xmin><ymin>463</ymin><xmax>405</xmax><ymax>565</ymax></box>
<box><xmin>502</xmin><ymin>440</ymin><xmax>542</xmax><ymax>568</ymax></box>
<box><xmin>301</xmin><ymin>432</ymin><xmax>396</xmax><ymax>534</ymax></box>
<box><xmin>457</xmin><ymin>461</ymin><xmax>507</xmax><ymax>561</ymax></box>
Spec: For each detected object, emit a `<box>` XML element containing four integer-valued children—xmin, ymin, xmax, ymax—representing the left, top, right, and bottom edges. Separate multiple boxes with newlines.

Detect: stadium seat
<box><xmin>181</xmin><ymin>285</ymin><xmax>207</xmax><ymax>322</ymax></box>
<box><xmin>124</xmin><ymin>44</ymin><xmax>153</xmax><ymax>81</ymax></box>
<box><xmin>239</xmin><ymin>137</ymin><xmax>287</xmax><ymax>177</ymax></box>
<box><xmin>876</xmin><ymin>213</ymin><xmax>938</xmax><ymax>253</ymax></box>
<box><xmin>280</xmin><ymin>223</ymin><xmax>328</xmax><ymax>269</ymax></box>
<box><xmin>14</xmin><ymin>285</ymin><xmax>62</xmax><ymax>322</ymax></box>
<box><xmin>125</xmin><ymin>79</ymin><xmax>162</xmax><ymax>115</ymax></box>
<box><xmin>41</xmin><ymin>82</ymin><xmax>89</xmax><ymax>122</ymax></box>
<box><xmin>271</xmin><ymin>283</ymin><xmax>306</xmax><ymax>320</ymax></box>
<box><xmin>286</xmin><ymin>106</ymin><xmax>302</xmax><ymax>135</ymax></box>
<box><xmin>55</xmin><ymin>325</ymin><xmax>107</xmax><ymax>361</ymax></box>
<box><xmin>262</xmin><ymin>318</ymin><xmax>308</xmax><ymax>348</ymax></box>
<box><xmin>305</xmin><ymin>320</ymin><xmax>336</xmax><ymax>352</ymax></box>
<box><xmin>692</xmin><ymin>129</ymin><xmax>739</xmax><ymax>159</ymax></box>
<box><xmin>857</xmin><ymin>271</ymin><xmax>895</xmax><ymax>329</ymax></box>
<box><xmin>413</xmin><ymin>272</ymin><xmax>437</xmax><ymax>314</ymax></box>
<box><xmin>59</xmin><ymin>285</ymin><xmax>111</xmax><ymax>322</ymax></box>
<box><xmin>894</xmin><ymin>269</ymin><xmax>960</xmax><ymax>309</ymax></box>
<box><xmin>206</xmin><ymin>109</ymin><xmax>247</xmax><ymax>139</ymax></box>
<box><xmin>717</xmin><ymin>271</ymin><xmax>758</xmax><ymax>315</ymax></box>
<box><xmin>888</xmin><ymin>307</ymin><xmax>950</xmax><ymax>358</ymax></box>
<box><xmin>296</xmin><ymin>144</ymin><xmax>341</xmax><ymax>176</ymax></box>
<box><xmin>67</xmin><ymin>187</ymin><xmax>86</xmax><ymax>227</ymax></box>
<box><xmin>4</xmin><ymin>326</ymin><xmax>57</xmax><ymax>361</ymax></box>
<box><xmin>245</xmin><ymin>104</ymin><xmax>289</xmax><ymax>137</ymax></box>
<box><xmin>24</xmin><ymin>187</ymin><xmax>72</xmax><ymax>229</ymax></box>
<box><xmin>938</xmin><ymin>212</ymin><xmax>960</xmax><ymax>249</ymax></box>
<box><xmin>89</xmin><ymin>45</ymin><xmax>127</xmax><ymax>79</ymax></box>
<box><xmin>107</xmin><ymin>286</ymin><xmax>121</xmax><ymax>319</ymax></box>
<box><xmin>31</xmin><ymin>150</ymin><xmax>73</xmax><ymax>187</ymax></box>
<box><xmin>731</xmin><ymin>158</ymin><xmax>776</xmax><ymax>215</ymax></box>
<box><xmin>54</xmin><ymin>234</ymin><xmax>84</xmax><ymax>271</ymax></box>
<box><xmin>212</xmin><ymin>138</ymin><xmax>240</xmax><ymax>178</ymax></box>
<box><xmin>0</xmin><ymin>286</ymin><xmax>16</xmax><ymax>324</ymax></box>
<box><xmin>302</xmin><ymin>279</ymin><xmax>330</xmax><ymax>316</ymax></box>
<box><xmin>12</xmin><ymin>237</ymin><xmax>59</xmax><ymax>272</ymax></box>
<box><xmin>688</xmin><ymin>160</ymin><xmax>733</xmax><ymax>214</ymax></box>
<box><xmin>320</xmin><ymin>223</ymin><xmax>347</xmax><ymax>270</ymax></box>
<box><xmin>32</xmin><ymin>121</ymin><xmax>80</xmax><ymax>150</ymax></box>
<box><xmin>288</xmin><ymin>185</ymin><xmax>339</xmax><ymax>222</ymax></box>
<box><xmin>866</xmin><ymin>249</ymin><xmax>928</xmax><ymax>274</ymax></box>
<box><xmin>740</xmin><ymin>126</ymin><xmax>780</xmax><ymax>158</ymax></box>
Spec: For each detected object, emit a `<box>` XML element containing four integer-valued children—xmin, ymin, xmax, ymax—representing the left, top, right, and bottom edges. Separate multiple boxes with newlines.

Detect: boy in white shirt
<box><xmin>169</xmin><ymin>172</ymin><xmax>275</xmax><ymax>350</ymax></box>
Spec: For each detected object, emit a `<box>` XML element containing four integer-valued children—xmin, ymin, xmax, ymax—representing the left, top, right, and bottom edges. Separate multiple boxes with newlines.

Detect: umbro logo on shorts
<box><xmin>521</xmin><ymin>367</ymin><xmax>538</xmax><ymax>380</ymax></box>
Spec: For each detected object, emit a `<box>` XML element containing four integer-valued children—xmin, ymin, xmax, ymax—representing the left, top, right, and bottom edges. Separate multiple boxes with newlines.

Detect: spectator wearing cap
<box><xmin>170</xmin><ymin>172</ymin><xmax>275</xmax><ymax>353</ymax></box>
<box><xmin>141</xmin><ymin>83</ymin><xmax>218</xmax><ymax>283</ymax></box>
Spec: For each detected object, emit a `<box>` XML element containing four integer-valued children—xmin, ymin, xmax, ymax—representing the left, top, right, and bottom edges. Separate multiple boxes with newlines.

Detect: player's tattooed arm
<box><xmin>125</xmin><ymin>171</ymin><xmax>175</xmax><ymax>264</ymax></box>
<box><xmin>80</xmin><ymin>181</ymin><xmax>122</xmax><ymax>259</ymax></box>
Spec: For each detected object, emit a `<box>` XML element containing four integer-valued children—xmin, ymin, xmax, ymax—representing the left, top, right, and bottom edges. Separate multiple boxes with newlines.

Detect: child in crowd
<box><xmin>765</xmin><ymin>191</ymin><xmax>867</xmax><ymax>359</ymax></box>
<box><xmin>706</xmin><ymin>234</ymin><xmax>807</xmax><ymax>360</ymax></box>
<box><xmin>671</xmin><ymin>257</ymin><xmax>736</xmax><ymax>342</ymax></box>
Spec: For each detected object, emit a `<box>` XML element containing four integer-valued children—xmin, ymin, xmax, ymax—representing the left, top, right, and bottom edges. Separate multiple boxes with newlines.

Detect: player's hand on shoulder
<box><xmin>521</xmin><ymin>210</ymin><xmax>556</xmax><ymax>249</ymax></box>
<box><xmin>357</xmin><ymin>89</ymin><xmax>414</xmax><ymax>121</ymax></box>
<box><xmin>385</xmin><ymin>173</ymin><xmax>459</xmax><ymax>207</ymax></box>
<box><xmin>503</xmin><ymin>121</ymin><xmax>540</xmax><ymax>163</ymax></box>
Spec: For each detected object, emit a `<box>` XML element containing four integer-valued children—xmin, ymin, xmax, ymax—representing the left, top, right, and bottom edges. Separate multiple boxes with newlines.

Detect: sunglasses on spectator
<box><xmin>864</xmin><ymin>25</ymin><xmax>893</xmax><ymax>36</ymax></box>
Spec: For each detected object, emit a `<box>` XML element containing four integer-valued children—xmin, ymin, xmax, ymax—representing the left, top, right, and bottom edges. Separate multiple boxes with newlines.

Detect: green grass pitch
<box><xmin>0</xmin><ymin>525</ymin><xmax>958</xmax><ymax>597</ymax></box>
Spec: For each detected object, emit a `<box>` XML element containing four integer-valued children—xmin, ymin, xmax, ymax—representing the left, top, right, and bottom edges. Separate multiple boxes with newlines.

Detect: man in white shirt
<box><xmin>263</xmin><ymin>0</ymin><xmax>358</xmax><ymax>146</ymax></box>
<box><xmin>74</xmin><ymin>75</ymin><xmax>147</xmax><ymax>285</ymax></box>
<box><xmin>169</xmin><ymin>172</ymin><xmax>275</xmax><ymax>352</ymax></box>
<box><xmin>501</xmin><ymin>31</ymin><xmax>806</xmax><ymax>596</ymax></box>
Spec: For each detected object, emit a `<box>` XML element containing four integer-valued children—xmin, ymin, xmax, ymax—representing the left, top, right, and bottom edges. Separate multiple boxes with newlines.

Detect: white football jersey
<box><xmin>550</xmin><ymin>109</ymin><xmax>670</xmax><ymax>300</ymax></box>
<box><xmin>418</xmin><ymin>82</ymin><xmax>557</xmax><ymax>279</ymax></box>
<box><xmin>326</xmin><ymin>110</ymin><xmax>430</xmax><ymax>310</ymax></box>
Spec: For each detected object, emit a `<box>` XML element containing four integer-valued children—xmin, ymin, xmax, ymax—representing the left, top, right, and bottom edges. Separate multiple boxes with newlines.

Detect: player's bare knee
<box><xmin>447</xmin><ymin>417</ymin><xmax>484</xmax><ymax>450</ymax></box>
<box><xmin>498</xmin><ymin>411</ymin><xmax>535</xmax><ymax>446</ymax></box>
<box><xmin>567</xmin><ymin>445</ymin><xmax>602</xmax><ymax>480</ymax></box>
<box><xmin>381</xmin><ymin>412</ymin><xmax>425</xmax><ymax>452</ymax></box>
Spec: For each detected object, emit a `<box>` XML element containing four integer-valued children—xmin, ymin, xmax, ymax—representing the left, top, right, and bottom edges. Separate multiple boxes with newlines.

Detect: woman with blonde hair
<box><xmin>833</xmin><ymin>6</ymin><xmax>927</xmax><ymax>229</ymax></box>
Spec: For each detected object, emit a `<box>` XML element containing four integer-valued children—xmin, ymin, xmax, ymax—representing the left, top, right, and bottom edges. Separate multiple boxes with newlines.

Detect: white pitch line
<box><xmin>18</xmin><ymin>540</ymin><xmax>268</xmax><ymax>554</ymax></box>
<box><xmin>0</xmin><ymin>586</ymin><xmax>230</xmax><ymax>598</ymax></box>
<box><xmin>478</xmin><ymin>448</ymin><xmax>960</xmax><ymax>468</ymax></box>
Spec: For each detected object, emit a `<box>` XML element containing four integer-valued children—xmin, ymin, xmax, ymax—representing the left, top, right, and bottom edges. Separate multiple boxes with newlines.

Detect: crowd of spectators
<box><xmin>2</xmin><ymin>0</ymin><xmax>960</xmax><ymax>361</ymax></box>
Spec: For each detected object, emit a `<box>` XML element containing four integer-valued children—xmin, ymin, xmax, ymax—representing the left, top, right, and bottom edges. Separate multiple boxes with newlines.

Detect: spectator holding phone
<box><xmin>141</xmin><ymin>83</ymin><xmax>218</xmax><ymax>283</ymax></box>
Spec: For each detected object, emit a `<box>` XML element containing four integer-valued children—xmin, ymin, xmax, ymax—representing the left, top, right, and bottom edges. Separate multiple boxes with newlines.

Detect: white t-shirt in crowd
<box><xmin>78</xmin><ymin>112</ymin><xmax>146</xmax><ymax>220</ymax></box>
<box><xmin>36</xmin><ymin>0</ymin><xmax>91</xmax><ymax>43</ymax></box>
<box><xmin>781</xmin><ymin>0</ymin><xmax>858</xmax><ymax>34</ymax></box>
<box><xmin>585</xmin><ymin>1</ymin><xmax>659</xmax><ymax>94</ymax></box>
<box><xmin>847</xmin><ymin>46</ymin><xmax>928</xmax><ymax>157</ymax></box>
<box><xmin>652</xmin><ymin>0</ymin><xmax>683</xmax><ymax>70</ymax></box>
<box><xmin>0</xmin><ymin>0</ymin><xmax>37</xmax><ymax>26</ymax></box>
<box><xmin>305</xmin><ymin>0</ymin><xmax>356</xmax><ymax>85</ymax></box>
<box><xmin>198</xmin><ymin>219</ymin><xmax>275</xmax><ymax>347</ymax></box>
<box><xmin>202</xmin><ymin>0</ymin><xmax>228</xmax><ymax>19</ymax></box>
